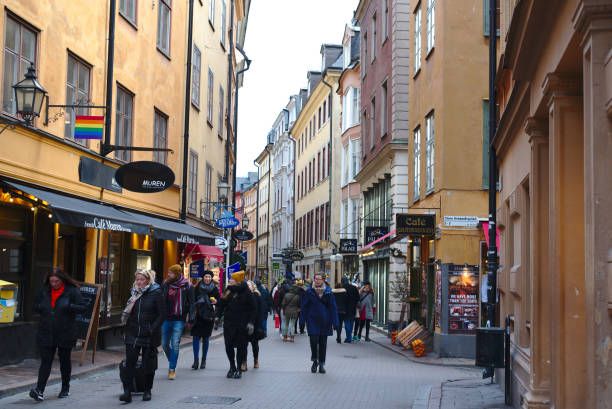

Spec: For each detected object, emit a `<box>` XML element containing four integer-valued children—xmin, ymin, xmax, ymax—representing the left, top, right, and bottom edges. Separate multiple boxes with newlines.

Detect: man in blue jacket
<box><xmin>299</xmin><ymin>272</ymin><xmax>338</xmax><ymax>374</ymax></box>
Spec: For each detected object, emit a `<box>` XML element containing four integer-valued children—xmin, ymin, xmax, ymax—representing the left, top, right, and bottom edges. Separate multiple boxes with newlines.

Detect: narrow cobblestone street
<box><xmin>0</xmin><ymin>323</ymin><xmax>478</xmax><ymax>409</ymax></box>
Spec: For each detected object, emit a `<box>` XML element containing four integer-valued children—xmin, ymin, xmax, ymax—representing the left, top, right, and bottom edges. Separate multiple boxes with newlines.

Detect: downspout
<box><xmin>265</xmin><ymin>145</ymin><xmax>272</xmax><ymax>279</ymax></box>
<box><xmin>254</xmin><ymin>160</ymin><xmax>260</xmax><ymax>281</ymax></box>
<box><xmin>224</xmin><ymin>0</ymin><xmax>235</xmax><ymax>186</ymax></box>
<box><xmin>321</xmin><ymin>76</ymin><xmax>333</xmax><ymax>245</ymax></box>
<box><xmin>180</xmin><ymin>0</ymin><xmax>195</xmax><ymax>221</ymax></box>
<box><xmin>102</xmin><ymin>0</ymin><xmax>116</xmax><ymax>158</ymax></box>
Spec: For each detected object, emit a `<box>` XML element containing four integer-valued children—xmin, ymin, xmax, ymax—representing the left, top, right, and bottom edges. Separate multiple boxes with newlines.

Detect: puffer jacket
<box><xmin>332</xmin><ymin>287</ymin><xmax>348</xmax><ymax>315</ymax></box>
<box><xmin>299</xmin><ymin>285</ymin><xmax>339</xmax><ymax>336</ymax></box>
<box><xmin>33</xmin><ymin>283</ymin><xmax>87</xmax><ymax>348</ymax></box>
<box><xmin>124</xmin><ymin>283</ymin><xmax>165</xmax><ymax>347</ymax></box>
<box><xmin>281</xmin><ymin>286</ymin><xmax>301</xmax><ymax>319</ymax></box>
<box><xmin>217</xmin><ymin>281</ymin><xmax>256</xmax><ymax>329</ymax></box>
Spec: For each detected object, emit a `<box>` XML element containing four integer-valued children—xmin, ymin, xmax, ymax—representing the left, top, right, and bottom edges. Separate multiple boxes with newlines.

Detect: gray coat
<box><xmin>358</xmin><ymin>290</ymin><xmax>375</xmax><ymax>320</ymax></box>
<box><xmin>281</xmin><ymin>286</ymin><xmax>301</xmax><ymax>319</ymax></box>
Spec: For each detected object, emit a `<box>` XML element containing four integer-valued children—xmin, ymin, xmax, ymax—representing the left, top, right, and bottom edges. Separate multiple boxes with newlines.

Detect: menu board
<box><xmin>75</xmin><ymin>283</ymin><xmax>102</xmax><ymax>341</ymax></box>
<box><xmin>447</xmin><ymin>265</ymin><xmax>479</xmax><ymax>334</ymax></box>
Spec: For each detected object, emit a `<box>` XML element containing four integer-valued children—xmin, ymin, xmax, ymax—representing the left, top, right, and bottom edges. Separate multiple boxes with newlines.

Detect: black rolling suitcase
<box><xmin>119</xmin><ymin>360</ymin><xmax>146</xmax><ymax>393</ymax></box>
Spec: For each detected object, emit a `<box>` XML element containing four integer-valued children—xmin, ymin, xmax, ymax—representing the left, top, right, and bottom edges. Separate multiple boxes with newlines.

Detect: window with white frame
<box><xmin>221</xmin><ymin>1</ymin><xmax>226</xmax><ymax>47</ymax></box>
<box><xmin>426</xmin><ymin>113</ymin><xmax>435</xmax><ymax>192</ymax></box>
<box><xmin>115</xmin><ymin>86</ymin><xmax>133</xmax><ymax>162</ymax></box>
<box><xmin>207</xmin><ymin>68</ymin><xmax>214</xmax><ymax>124</ymax></box>
<box><xmin>343</xmin><ymin>40</ymin><xmax>351</xmax><ymax>68</ymax></box>
<box><xmin>351</xmin><ymin>198</ymin><xmax>359</xmax><ymax>237</ymax></box>
<box><xmin>157</xmin><ymin>0</ymin><xmax>171</xmax><ymax>56</ymax></box>
<box><xmin>3</xmin><ymin>16</ymin><xmax>37</xmax><ymax>115</ymax></box>
<box><xmin>370</xmin><ymin>97</ymin><xmax>376</xmax><ymax>149</ymax></box>
<box><xmin>383</xmin><ymin>0</ymin><xmax>389</xmax><ymax>41</ymax></box>
<box><xmin>342</xmin><ymin>145</ymin><xmax>349</xmax><ymax>185</ymax></box>
<box><xmin>352</xmin><ymin>87</ymin><xmax>360</xmax><ymax>124</ymax></box>
<box><xmin>381</xmin><ymin>80</ymin><xmax>388</xmax><ymax>136</ymax></box>
<box><xmin>218</xmin><ymin>86</ymin><xmax>224</xmax><ymax>137</ymax></box>
<box><xmin>65</xmin><ymin>54</ymin><xmax>91</xmax><ymax>142</ymax></box>
<box><xmin>427</xmin><ymin>0</ymin><xmax>435</xmax><ymax>52</ymax></box>
<box><xmin>414</xmin><ymin>6</ymin><xmax>422</xmax><ymax>73</ymax></box>
<box><xmin>371</xmin><ymin>13</ymin><xmax>377</xmax><ymax>62</ymax></box>
<box><xmin>188</xmin><ymin>150</ymin><xmax>198</xmax><ymax>213</ymax></box>
<box><xmin>413</xmin><ymin>127</ymin><xmax>421</xmax><ymax>200</ymax></box>
<box><xmin>350</xmin><ymin>138</ymin><xmax>360</xmax><ymax>178</ymax></box>
<box><xmin>192</xmin><ymin>44</ymin><xmax>201</xmax><ymax>107</ymax></box>
<box><xmin>209</xmin><ymin>0</ymin><xmax>215</xmax><ymax>26</ymax></box>
<box><xmin>119</xmin><ymin>0</ymin><xmax>137</xmax><ymax>25</ymax></box>
<box><xmin>153</xmin><ymin>110</ymin><xmax>168</xmax><ymax>164</ymax></box>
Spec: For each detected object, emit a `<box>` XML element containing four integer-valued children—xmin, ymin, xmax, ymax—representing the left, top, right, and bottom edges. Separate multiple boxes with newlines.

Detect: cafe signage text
<box><xmin>396</xmin><ymin>214</ymin><xmax>436</xmax><ymax>236</ymax></box>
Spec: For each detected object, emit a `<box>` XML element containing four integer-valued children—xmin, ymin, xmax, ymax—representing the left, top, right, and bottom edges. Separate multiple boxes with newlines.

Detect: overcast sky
<box><xmin>236</xmin><ymin>0</ymin><xmax>356</xmax><ymax>176</ymax></box>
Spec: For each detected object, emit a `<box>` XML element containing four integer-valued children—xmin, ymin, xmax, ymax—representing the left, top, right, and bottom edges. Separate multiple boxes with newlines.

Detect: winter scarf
<box><xmin>50</xmin><ymin>283</ymin><xmax>65</xmax><ymax>308</ymax></box>
<box><xmin>165</xmin><ymin>277</ymin><xmax>190</xmax><ymax>317</ymax></box>
<box><xmin>122</xmin><ymin>284</ymin><xmax>151</xmax><ymax>324</ymax></box>
<box><xmin>313</xmin><ymin>283</ymin><xmax>326</xmax><ymax>298</ymax></box>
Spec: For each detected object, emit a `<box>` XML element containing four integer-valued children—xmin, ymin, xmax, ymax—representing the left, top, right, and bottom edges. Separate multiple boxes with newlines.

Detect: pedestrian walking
<box><xmin>358</xmin><ymin>282</ymin><xmax>375</xmax><ymax>342</ymax></box>
<box><xmin>342</xmin><ymin>277</ymin><xmax>359</xmax><ymax>343</ymax></box>
<box><xmin>119</xmin><ymin>269</ymin><xmax>164</xmax><ymax>403</ymax></box>
<box><xmin>299</xmin><ymin>272</ymin><xmax>338</xmax><ymax>374</ymax></box>
<box><xmin>332</xmin><ymin>282</ymin><xmax>348</xmax><ymax>343</ymax></box>
<box><xmin>216</xmin><ymin>271</ymin><xmax>256</xmax><ymax>379</ymax></box>
<box><xmin>29</xmin><ymin>268</ymin><xmax>86</xmax><ymax>402</ymax></box>
<box><xmin>281</xmin><ymin>283</ymin><xmax>301</xmax><ymax>342</ymax></box>
<box><xmin>255</xmin><ymin>280</ymin><xmax>272</xmax><ymax>335</ymax></box>
<box><xmin>353</xmin><ymin>282</ymin><xmax>362</xmax><ymax>341</ymax></box>
<box><xmin>190</xmin><ymin>270</ymin><xmax>218</xmax><ymax>370</ymax></box>
<box><xmin>243</xmin><ymin>280</ymin><xmax>266</xmax><ymax>370</ymax></box>
<box><xmin>161</xmin><ymin>264</ymin><xmax>194</xmax><ymax>380</ymax></box>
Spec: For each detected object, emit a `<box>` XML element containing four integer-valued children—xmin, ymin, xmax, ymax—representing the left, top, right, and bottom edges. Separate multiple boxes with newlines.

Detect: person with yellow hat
<box><xmin>161</xmin><ymin>264</ymin><xmax>194</xmax><ymax>380</ymax></box>
<box><xmin>216</xmin><ymin>271</ymin><xmax>256</xmax><ymax>379</ymax></box>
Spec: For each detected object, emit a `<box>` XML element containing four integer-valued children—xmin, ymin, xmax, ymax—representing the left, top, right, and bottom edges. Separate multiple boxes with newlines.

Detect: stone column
<box><xmin>543</xmin><ymin>73</ymin><xmax>586</xmax><ymax>409</ymax></box>
<box><xmin>523</xmin><ymin>117</ymin><xmax>551</xmax><ymax>409</ymax></box>
<box><xmin>573</xmin><ymin>3</ymin><xmax>612</xmax><ymax>407</ymax></box>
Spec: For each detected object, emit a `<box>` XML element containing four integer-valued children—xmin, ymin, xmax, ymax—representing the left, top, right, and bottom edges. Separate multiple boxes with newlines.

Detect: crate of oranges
<box><xmin>411</xmin><ymin>339</ymin><xmax>426</xmax><ymax>357</ymax></box>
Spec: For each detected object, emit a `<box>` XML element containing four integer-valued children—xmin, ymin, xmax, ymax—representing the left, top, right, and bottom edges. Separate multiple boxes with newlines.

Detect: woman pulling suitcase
<box><xmin>120</xmin><ymin>269</ymin><xmax>165</xmax><ymax>403</ymax></box>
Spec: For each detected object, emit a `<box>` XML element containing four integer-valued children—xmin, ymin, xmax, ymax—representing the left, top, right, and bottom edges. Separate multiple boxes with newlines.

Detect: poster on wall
<box><xmin>448</xmin><ymin>264</ymin><xmax>479</xmax><ymax>334</ymax></box>
<box><xmin>435</xmin><ymin>266</ymin><xmax>441</xmax><ymax>329</ymax></box>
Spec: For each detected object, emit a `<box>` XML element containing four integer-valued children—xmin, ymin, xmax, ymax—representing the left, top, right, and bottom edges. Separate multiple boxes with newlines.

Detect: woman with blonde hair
<box><xmin>120</xmin><ymin>270</ymin><xmax>164</xmax><ymax>403</ymax></box>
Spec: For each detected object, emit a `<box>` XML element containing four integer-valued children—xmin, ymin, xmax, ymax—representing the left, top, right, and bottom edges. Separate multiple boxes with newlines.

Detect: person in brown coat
<box><xmin>281</xmin><ymin>284</ymin><xmax>301</xmax><ymax>342</ymax></box>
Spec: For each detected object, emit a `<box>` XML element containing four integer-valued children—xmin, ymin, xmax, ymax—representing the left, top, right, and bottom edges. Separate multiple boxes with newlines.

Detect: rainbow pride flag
<box><xmin>74</xmin><ymin>115</ymin><xmax>104</xmax><ymax>139</ymax></box>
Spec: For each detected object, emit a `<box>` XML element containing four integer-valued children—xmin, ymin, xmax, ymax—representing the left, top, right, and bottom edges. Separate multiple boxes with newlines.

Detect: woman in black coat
<box><xmin>29</xmin><ymin>268</ymin><xmax>86</xmax><ymax>402</ymax></box>
<box><xmin>120</xmin><ymin>269</ymin><xmax>165</xmax><ymax>403</ymax></box>
<box><xmin>241</xmin><ymin>280</ymin><xmax>266</xmax><ymax>371</ymax></box>
<box><xmin>190</xmin><ymin>270</ymin><xmax>219</xmax><ymax>370</ymax></box>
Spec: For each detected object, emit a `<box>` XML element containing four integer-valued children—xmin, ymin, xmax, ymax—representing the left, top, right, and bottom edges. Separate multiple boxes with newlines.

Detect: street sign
<box><xmin>272</xmin><ymin>262</ymin><xmax>280</xmax><ymax>270</ymax></box>
<box><xmin>291</xmin><ymin>251</ymin><xmax>304</xmax><ymax>261</ymax></box>
<box><xmin>114</xmin><ymin>161</ymin><xmax>175</xmax><ymax>193</ymax></box>
<box><xmin>396</xmin><ymin>214</ymin><xmax>436</xmax><ymax>236</ymax></box>
<box><xmin>339</xmin><ymin>239</ymin><xmax>358</xmax><ymax>254</ymax></box>
<box><xmin>216</xmin><ymin>217</ymin><xmax>240</xmax><ymax>229</ymax></box>
<box><xmin>319</xmin><ymin>240</ymin><xmax>329</xmax><ymax>249</ymax></box>
<box><xmin>215</xmin><ymin>236</ymin><xmax>228</xmax><ymax>250</ymax></box>
<box><xmin>233</xmin><ymin>229</ymin><xmax>254</xmax><ymax>241</ymax></box>
<box><xmin>444</xmin><ymin>216</ymin><xmax>479</xmax><ymax>227</ymax></box>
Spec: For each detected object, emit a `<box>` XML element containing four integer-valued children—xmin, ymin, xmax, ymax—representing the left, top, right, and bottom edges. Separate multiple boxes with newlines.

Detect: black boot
<box><xmin>119</xmin><ymin>386</ymin><xmax>132</xmax><ymax>403</ymax></box>
<box><xmin>319</xmin><ymin>364</ymin><xmax>326</xmax><ymax>374</ymax></box>
<box><xmin>233</xmin><ymin>370</ymin><xmax>242</xmax><ymax>379</ymax></box>
<box><xmin>200</xmin><ymin>358</ymin><xmax>206</xmax><ymax>369</ymax></box>
<box><xmin>311</xmin><ymin>360</ymin><xmax>318</xmax><ymax>373</ymax></box>
<box><xmin>142</xmin><ymin>390</ymin><xmax>151</xmax><ymax>401</ymax></box>
<box><xmin>192</xmin><ymin>357</ymin><xmax>199</xmax><ymax>369</ymax></box>
<box><xmin>29</xmin><ymin>388</ymin><xmax>44</xmax><ymax>402</ymax></box>
<box><xmin>226</xmin><ymin>368</ymin><xmax>236</xmax><ymax>378</ymax></box>
<box><xmin>58</xmin><ymin>386</ymin><xmax>70</xmax><ymax>398</ymax></box>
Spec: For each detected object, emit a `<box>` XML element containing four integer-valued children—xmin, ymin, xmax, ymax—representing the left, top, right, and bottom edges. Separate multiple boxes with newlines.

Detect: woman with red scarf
<box><xmin>161</xmin><ymin>264</ymin><xmax>194</xmax><ymax>380</ymax></box>
<box><xmin>29</xmin><ymin>268</ymin><xmax>85</xmax><ymax>402</ymax></box>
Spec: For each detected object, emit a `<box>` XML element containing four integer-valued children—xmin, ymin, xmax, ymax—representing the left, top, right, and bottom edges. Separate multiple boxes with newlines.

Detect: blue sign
<box><xmin>190</xmin><ymin>259</ymin><xmax>205</xmax><ymax>278</ymax></box>
<box><xmin>216</xmin><ymin>217</ymin><xmax>240</xmax><ymax>229</ymax></box>
<box><xmin>240</xmin><ymin>251</ymin><xmax>247</xmax><ymax>264</ymax></box>
<box><xmin>228</xmin><ymin>262</ymin><xmax>241</xmax><ymax>274</ymax></box>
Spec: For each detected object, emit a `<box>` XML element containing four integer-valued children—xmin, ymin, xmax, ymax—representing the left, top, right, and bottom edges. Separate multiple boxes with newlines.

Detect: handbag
<box><xmin>274</xmin><ymin>314</ymin><xmax>280</xmax><ymax>329</ymax></box>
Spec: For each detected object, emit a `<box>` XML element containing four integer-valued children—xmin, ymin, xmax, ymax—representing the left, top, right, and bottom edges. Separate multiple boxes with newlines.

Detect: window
<box><xmin>363</xmin><ymin>110</ymin><xmax>368</xmax><ymax>154</ymax></box>
<box><xmin>323</xmin><ymin>100</ymin><xmax>327</xmax><ymax>124</ymax></box>
<box><xmin>426</xmin><ymin>113</ymin><xmax>435</xmax><ymax>192</ymax></box>
<box><xmin>343</xmin><ymin>40</ymin><xmax>351</xmax><ymax>68</ymax></box>
<box><xmin>318</xmin><ymin>107</ymin><xmax>322</xmax><ymax>129</ymax></box>
<box><xmin>322</xmin><ymin>147</ymin><xmax>326</xmax><ymax>179</ymax></box>
<box><xmin>119</xmin><ymin>0</ymin><xmax>137</xmax><ymax>25</ymax></box>
<box><xmin>157</xmin><ymin>0</ymin><xmax>171</xmax><ymax>56</ymax></box>
<box><xmin>65</xmin><ymin>55</ymin><xmax>91</xmax><ymax>142</ymax></box>
<box><xmin>383</xmin><ymin>0</ymin><xmax>389</xmax><ymax>41</ymax></box>
<box><xmin>352</xmin><ymin>87</ymin><xmax>360</xmax><ymax>125</ymax></box>
<box><xmin>381</xmin><ymin>81</ymin><xmax>388</xmax><ymax>136</ymax></box>
<box><xmin>363</xmin><ymin>32</ymin><xmax>367</xmax><ymax>76</ymax></box>
<box><xmin>191</xmin><ymin>44</ymin><xmax>201</xmax><ymax>107</ymax></box>
<box><xmin>221</xmin><ymin>1</ymin><xmax>227</xmax><ymax>47</ymax></box>
<box><xmin>342</xmin><ymin>145</ymin><xmax>349</xmax><ymax>185</ymax></box>
<box><xmin>188</xmin><ymin>151</ymin><xmax>198</xmax><ymax>213</ymax></box>
<box><xmin>371</xmin><ymin>13</ymin><xmax>377</xmax><ymax>62</ymax></box>
<box><xmin>209</xmin><ymin>0</ymin><xmax>215</xmax><ymax>27</ymax></box>
<box><xmin>317</xmin><ymin>152</ymin><xmax>321</xmax><ymax>182</ymax></box>
<box><xmin>207</xmin><ymin>68</ymin><xmax>214</xmax><ymax>124</ymax></box>
<box><xmin>218</xmin><ymin>86</ymin><xmax>224</xmax><ymax>137</ymax></box>
<box><xmin>3</xmin><ymin>16</ymin><xmax>37</xmax><ymax>115</ymax></box>
<box><xmin>153</xmin><ymin>110</ymin><xmax>168</xmax><ymax>164</ymax></box>
<box><xmin>413</xmin><ymin>127</ymin><xmax>421</xmax><ymax>200</ymax></box>
<box><xmin>414</xmin><ymin>6</ymin><xmax>422</xmax><ymax>73</ymax></box>
<box><xmin>483</xmin><ymin>0</ymin><xmax>500</xmax><ymax>36</ymax></box>
<box><xmin>350</xmin><ymin>138</ymin><xmax>360</xmax><ymax>178</ymax></box>
<box><xmin>370</xmin><ymin>97</ymin><xmax>376</xmax><ymax>149</ymax></box>
<box><xmin>427</xmin><ymin>0</ymin><xmax>435</xmax><ymax>52</ymax></box>
<box><xmin>115</xmin><ymin>86</ymin><xmax>133</xmax><ymax>161</ymax></box>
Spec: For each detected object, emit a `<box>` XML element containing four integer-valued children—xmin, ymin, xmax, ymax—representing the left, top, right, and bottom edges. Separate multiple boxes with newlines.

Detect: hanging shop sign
<box><xmin>444</xmin><ymin>216</ymin><xmax>479</xmax><ymax>227</ymax></box>
<box><xmin>190</xmin><ymin>259</ymin><xmax>206</xmax><ymax>278</ymax></box>
<box><xmin>339</xmin><ymin>239</ymin><xmax>358</xmax><ymax>254</ymax></box>
<box><xmin>291</xmin><ymin>251</ymin><xmax>304</xmax><ymax>261</ymax></box>
<box><xmin>272</xmin><ymin>262</ymin><xmax>280</xmax><ymax>270</ymax></box>
<box><xmin>365</xmin><ymin>226</ymin><xmax>389</xmax><ymax>246</ymax></box>
<box><xmin>79</xmin><ymin>156</ymin><xmax>122</xmax><ymax>193</ymax></box>
<box><xmin>114</xmin><ymin>161</ymin><xmax>175</xmax><ymax>193</ymax></box>
<box><xmin>215</xmin><ymin>236</ymin><xmax>228</xmax><ymax>250</ymax></box>
<box><xmin>215</xmin><ymin>208</ymin><xmax>240</xmax><ymax>229</ymax></box>
<box><xmin>396</xmin><ymin>214</ymin><xmax>436</xmax><ymax>236</ymax></box>
<box><xmin>448</xmin><ymin>264</ymin><xmax>480</xmax><ymax>334</ymax></box>
<box><xmin>233</xmin><ymin>229</ymin><xmax>254</xmax><ymax>241</ymax></box>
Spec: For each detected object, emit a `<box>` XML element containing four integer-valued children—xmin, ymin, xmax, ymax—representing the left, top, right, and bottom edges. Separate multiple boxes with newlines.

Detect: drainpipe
<box><xmin>265</xmin><ymin>145</ymin><xmax>272</xmax><ymax>281</ymax></box>
<box><xmin>180</xmin><ymin>0</ymin><xmax>195</xmax><ymax>221</ymax></box>
<box><xmin>224</xmin><ymin>0</ymin><xmax>235</xmax><ymax>187</ymax></box>
<box><xmin>321</xmin><ymin>76</ymin><xmax>334</xmax><ymax>277</ymax></box>
<box><xmin>254</xmin><ymin>159</ymin><xmax>260</xmax><ymax>281</ymax></box>
<box><xmin>102</xmin><ymin>0</ymin><xmax>116</xmax><ymax>157</ymax></box>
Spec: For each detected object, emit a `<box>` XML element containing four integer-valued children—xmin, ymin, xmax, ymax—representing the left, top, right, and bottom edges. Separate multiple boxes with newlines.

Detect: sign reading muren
<box><xmin>396</xmin><ymin>214</ymin><xmax>435</xmax><ymax>236</ymax></box>
<box><xmin>115</xmin><ymin>161</ymin><xmax>175</xmax><ymax>193</ymax></box>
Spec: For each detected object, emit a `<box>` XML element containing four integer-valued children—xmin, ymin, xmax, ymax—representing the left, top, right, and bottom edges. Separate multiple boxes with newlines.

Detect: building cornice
<box><xmin>354</xmin><ymin>138</ymin><xmax>408</xmax><ymax>184</ymax></box>
<box><xmin>492</xmin><ymin>80</ymin><xmax>531</xmax><ymax>158</ymax></box>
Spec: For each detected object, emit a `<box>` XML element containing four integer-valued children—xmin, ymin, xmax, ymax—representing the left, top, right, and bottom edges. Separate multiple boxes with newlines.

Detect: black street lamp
<box><xmin>242</xmin><ymin>214</ymin><xmax>250</xmax><ymax>230</ymax></box>
<box><xmin>2</xmin><ymin>63</ymin><xmax>47</xmax><ymax>129</ymax></box>
<box><xmin>217</xmin><ymin>181</ymin><xmax>231</xmax><ymax>204</ymax></box>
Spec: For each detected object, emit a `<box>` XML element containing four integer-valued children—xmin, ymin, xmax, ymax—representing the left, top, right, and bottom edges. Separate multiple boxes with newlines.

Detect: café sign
<box><xmin>396</xmin><ymin>214</ymin><xmax>436</xmax><ymax>236</ymax></box>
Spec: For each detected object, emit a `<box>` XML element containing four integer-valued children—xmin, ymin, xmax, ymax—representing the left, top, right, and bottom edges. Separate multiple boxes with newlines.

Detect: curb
<box><xmin>0</xmin><ymin>332</ymin><xmax>224</xmax><ymax>400</ymax></box>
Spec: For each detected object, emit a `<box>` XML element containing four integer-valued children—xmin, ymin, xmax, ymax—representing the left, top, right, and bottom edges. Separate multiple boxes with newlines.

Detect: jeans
<box><xmin>161</xmin><ymin>320</ymin><xmax>184</xmax><ymax>370</ymax></box>
<box><xmin>309</xmin><ymin>335</ymin><xmax>328</xmax><ymax>365</ymax></box>
<box><xmin>192</xmin><ymin>336</ymin><xmax>210</xmax><ymax>359</ymax></box>
<box><xmin>262</xmin><ymin>316</ymin><xmax>268</xmax><ymax>335</ymax></box>
<box><xmin>282</xmin><ymin>317</ymin><xmax>297</xmax><ymax>337</ymax></box>
<box><xmin>37</xmin><ymin>345</ymin><xmax>72</xmax><ymax>392</ymax></box>
<box><xmin>335</xmin><ymin>313</ymin><xmax>346</xmax><ymax>340</ymax></box>
<box><xmin>344</xmin><ymin>316</ymin><xmax>355</xmax><ymax>341</ymax></box>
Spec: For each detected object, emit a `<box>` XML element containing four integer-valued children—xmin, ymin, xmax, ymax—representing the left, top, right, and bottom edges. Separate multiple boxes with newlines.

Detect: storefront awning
<box><xmin>6</xmin><ymin>182</ymin><xmax>151</xmax><ymax>235</ymax></box>
<box><xmin>185</xmin><ymin>244</ymin><xmax>224</xmax><ymax>261</ymax></box>
<box><xmin>121</xmin><ymin>211</ymin><xmax>215</xmax><ymax>246</ymax></box>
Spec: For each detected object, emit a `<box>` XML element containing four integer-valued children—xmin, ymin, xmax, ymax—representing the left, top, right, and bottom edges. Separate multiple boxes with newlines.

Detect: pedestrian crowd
<box><xmin>27</xmin><ymin>266</ymin><xmax>374</xmax><ymax>403</ymax></box>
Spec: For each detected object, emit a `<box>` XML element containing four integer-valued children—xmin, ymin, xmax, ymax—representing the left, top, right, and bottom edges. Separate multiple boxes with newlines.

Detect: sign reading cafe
<box><xmin>396</xmin><ymin>214</ymin><xmax>436</xmax><ymax>236</ymax></box>
<box><xmin>84</xmin><ymin>217</ymin><xmax>133</xmax><ymax>232</ymax></box>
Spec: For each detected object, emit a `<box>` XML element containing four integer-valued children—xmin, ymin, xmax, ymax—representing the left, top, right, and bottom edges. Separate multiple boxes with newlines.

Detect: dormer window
<box><xmin>343</xmin><ymin>40</ymin><xmax>351</xmax><ymax>68</ymax></box>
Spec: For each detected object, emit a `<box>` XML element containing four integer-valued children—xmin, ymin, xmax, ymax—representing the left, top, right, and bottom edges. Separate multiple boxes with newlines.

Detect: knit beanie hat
<box><xmin>202</xmin><ymin>270</ymin><xmax>214</xmax><ymax>278</ymax></box>
<box><xmin>230</xmin><ymin>271</ymin><xmax>245</xmax><ymax>283</ymax></box>
<box><xmin>168</xmin><ymin>264</ymin><xmax>182</xmax><ymax>275</ymax></box>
